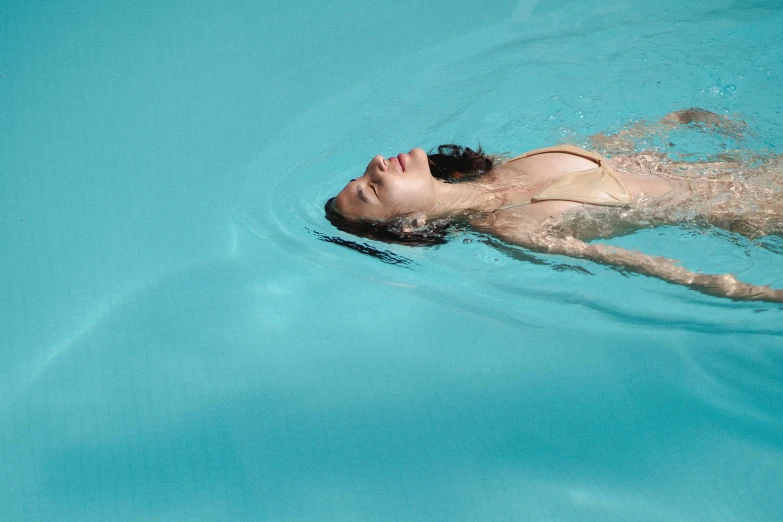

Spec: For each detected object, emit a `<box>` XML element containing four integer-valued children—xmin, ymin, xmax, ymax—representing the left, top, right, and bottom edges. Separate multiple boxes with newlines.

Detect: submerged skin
<box><xmin>331</xmin><ymin>110</ymin><xmax>783</xmax><ymax>302</ymax></box>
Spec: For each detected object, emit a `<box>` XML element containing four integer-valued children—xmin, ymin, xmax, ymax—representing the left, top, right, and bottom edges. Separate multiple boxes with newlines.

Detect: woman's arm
<box><xmin>589</xmin><ymin>108</ymin><xmax>747</xmax><ymax>154</ymax></box>
<box><xmin>499</xmin><ymin>230</ymin><xmax>783</xmax><ymax>302</ymax></box>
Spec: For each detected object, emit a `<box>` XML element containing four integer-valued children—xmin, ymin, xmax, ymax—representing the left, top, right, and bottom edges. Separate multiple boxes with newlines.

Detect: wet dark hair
<box><xmin>324</xmin><ymin>144</ymin><xmax>495</xmax><ymax>246</ymax></box>
<box><xmin>324</xmin><ymin>197</ymin><xmax>454</xmax><ymax>246</ymax></box>
<box><xmin>427</xmin><ymin>144</ymin><xmax>495</xmax><ymax>182</ymax></box>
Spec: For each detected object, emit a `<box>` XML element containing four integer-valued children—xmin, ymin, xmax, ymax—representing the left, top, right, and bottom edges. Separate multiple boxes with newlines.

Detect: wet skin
<box><xmin>327</xmin><ymin>127</ymin><xmax>783</xmax><ymax>302</ymax></box>
<box><xmin>333</xmin><ymin>148</ymin><xmax>441</xmax><ymax>221</ymax></box>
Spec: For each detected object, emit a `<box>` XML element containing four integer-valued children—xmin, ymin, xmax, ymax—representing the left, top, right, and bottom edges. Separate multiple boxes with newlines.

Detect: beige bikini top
<box><xmin>498</xmin><ymin>144</ymin><xmax>632</xmax><ymax>209</ymax></box>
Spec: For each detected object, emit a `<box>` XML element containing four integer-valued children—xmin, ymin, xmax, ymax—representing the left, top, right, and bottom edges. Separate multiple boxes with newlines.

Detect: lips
<box><xmin>396</xmin><ymin>153</ymin><xmax>407</xmax><ymax>171</ymax></box>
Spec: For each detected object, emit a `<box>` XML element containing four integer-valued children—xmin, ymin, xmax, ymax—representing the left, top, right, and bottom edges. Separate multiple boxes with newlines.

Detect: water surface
<box><xmin>2</xmin><ymin>0</ymin><xmax>782</xmax><ymax>520</ymax></box>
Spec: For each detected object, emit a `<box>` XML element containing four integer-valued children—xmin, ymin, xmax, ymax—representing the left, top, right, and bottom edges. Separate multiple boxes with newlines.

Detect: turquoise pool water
<box><xmin>3</xmin><ymin>0</ymin><xmax>782</xmax><ymax>520</ymax></box>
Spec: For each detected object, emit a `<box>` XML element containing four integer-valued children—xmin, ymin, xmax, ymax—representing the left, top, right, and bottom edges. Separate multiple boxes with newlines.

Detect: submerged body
<box><xmin>328</xmin><ymin>110</ymin><xmax>783</xmax><ymax>302</ymax></box>
<box><xmin>476</xmin><ymin>145</ymin><xmax>783</xmax><ymax>242</ymax></box>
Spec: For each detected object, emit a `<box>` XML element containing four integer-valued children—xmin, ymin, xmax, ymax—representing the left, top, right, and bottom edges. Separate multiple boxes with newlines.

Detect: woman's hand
<box><xmin>661</xmin><ymin>108</ymin><xmax>747</xmax><ymax>135</ymax></box>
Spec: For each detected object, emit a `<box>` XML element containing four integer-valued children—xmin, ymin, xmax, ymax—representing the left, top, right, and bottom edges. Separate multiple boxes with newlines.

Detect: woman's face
<box><xmin>332</xmin><ymin>148</ymin><xmax>438</xmax><ymax>222</ymax></box>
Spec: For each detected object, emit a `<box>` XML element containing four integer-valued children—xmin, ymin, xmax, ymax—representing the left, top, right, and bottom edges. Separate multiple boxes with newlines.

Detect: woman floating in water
<box><xmin>325</xmin><ymin>109</ymin><xmax>783</xmax><ymax>302</ymax></box>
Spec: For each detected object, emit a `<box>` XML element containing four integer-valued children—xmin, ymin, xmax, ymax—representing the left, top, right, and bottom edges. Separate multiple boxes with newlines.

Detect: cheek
<box><xmin>386</xmin><ymin>181</ymin><xmax>433</xmax><ymax>212</ymax></box>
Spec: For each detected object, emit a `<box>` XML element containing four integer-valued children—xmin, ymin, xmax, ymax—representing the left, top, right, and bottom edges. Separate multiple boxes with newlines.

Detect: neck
<box><xmin>429</xmin><ymin>179</ymin><xmax>505</xmax><ymax>217</ymax></box>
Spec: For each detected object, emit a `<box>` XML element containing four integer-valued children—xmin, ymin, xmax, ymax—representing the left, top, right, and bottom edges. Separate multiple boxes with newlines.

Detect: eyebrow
<box><xmin>357</xmin><ymin>187</ymin><xmax>371</xmax><ymax>203</ymax></box>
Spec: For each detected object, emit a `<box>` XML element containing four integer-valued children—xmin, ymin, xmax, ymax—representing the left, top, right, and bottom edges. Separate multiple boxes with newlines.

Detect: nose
<box><xmin>372</xmin><ymin>155</ymin><xmax>387</xmax><ymax>171</ymax></box>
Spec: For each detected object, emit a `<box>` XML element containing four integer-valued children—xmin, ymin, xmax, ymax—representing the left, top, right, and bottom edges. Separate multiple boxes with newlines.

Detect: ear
<box><xmin>400</xmin><ymin>213</ymin><xmax>427</xmax><ymax>233</ymax></box>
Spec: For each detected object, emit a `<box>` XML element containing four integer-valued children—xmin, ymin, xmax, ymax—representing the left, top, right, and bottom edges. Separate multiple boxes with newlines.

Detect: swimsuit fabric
<box><xmin>501</xmin><ymin>145</ymin><xmax>632</xmax><ymax>208</ymax></box>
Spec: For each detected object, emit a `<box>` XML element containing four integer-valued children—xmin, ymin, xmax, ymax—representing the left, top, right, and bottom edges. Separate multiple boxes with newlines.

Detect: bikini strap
<box><xmin>496</xmin><ymin>199</ymin><xmax>534</xmax><ymax>210</ymax></box>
